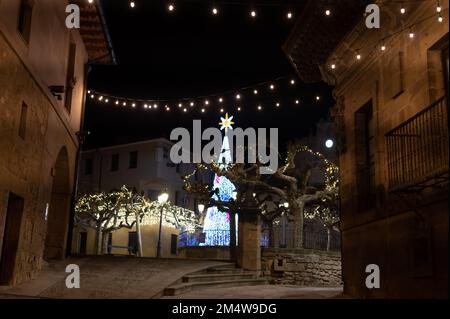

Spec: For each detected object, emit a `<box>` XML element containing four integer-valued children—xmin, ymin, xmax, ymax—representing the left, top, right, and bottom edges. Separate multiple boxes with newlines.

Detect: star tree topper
<box><xmin>219</xmin><ymin>113</ymin><xmax>235</xmax><ymax>132</ymax></box>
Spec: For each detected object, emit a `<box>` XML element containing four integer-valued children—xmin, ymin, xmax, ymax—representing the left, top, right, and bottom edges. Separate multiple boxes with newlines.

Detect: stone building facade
<box><xmin>0</xmin><ymin>0</ymin><xmax>113</xmax><ymax>285</ymax></box>
<box><xmin>285</xmin><ymin>0</ymin><xmax>449</xmax><ymax>298</ymax></box>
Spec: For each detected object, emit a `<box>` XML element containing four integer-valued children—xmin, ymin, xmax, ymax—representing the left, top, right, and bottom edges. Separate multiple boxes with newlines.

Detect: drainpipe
<box><xmin>66</xmin><ymin>64</ymin><xmax>91</xmax><ymax>258</ymax></box>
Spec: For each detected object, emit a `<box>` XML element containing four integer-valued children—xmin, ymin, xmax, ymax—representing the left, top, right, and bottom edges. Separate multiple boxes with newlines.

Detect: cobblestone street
<box><xmin>0</xmin><ymin>256</ymin><xmax>343</xmax><ymax>299</ymax></box>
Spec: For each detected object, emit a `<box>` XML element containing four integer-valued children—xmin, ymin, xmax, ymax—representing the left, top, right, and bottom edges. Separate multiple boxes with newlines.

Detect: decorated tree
<box><xmin>75</xmin><ymin>186</ymin><xmax>200</xmax><ymax>255</ymax></box>
<box><xmin>75</xmin><ymin>186</ymin><xmax>142</xmax><ymax>255</ymax></box>
<box><xmin>183</xmin><ymin>142</ymin><xmax>339</xmax><ymax>249</ymax></box>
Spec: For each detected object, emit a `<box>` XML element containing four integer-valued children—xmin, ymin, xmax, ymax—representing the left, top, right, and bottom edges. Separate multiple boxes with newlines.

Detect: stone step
<box><xmin>164</xmin><ymin>278</ymin><xmax>269</xmax><ymax>296</ymax></box>
<box><xmin>206</xmin><ymin>267</ymin><xmax>244</xmax><ymax>274</ymax></box>
<box><xmin>182</xmin><ymin>273</ymin><xmax>256</xmax><ymax>283</ymax></box>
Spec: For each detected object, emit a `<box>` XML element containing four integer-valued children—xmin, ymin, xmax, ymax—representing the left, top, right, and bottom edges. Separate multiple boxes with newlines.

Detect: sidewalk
<box><xmin>0</xmin><ymin>256</ymin><xmax>230</xmax><ymax>299</ymax></box>
<box><xmin>163</xmin><ymin>285</ymin><xmax>344</xmax><ymax>299</ymax></box>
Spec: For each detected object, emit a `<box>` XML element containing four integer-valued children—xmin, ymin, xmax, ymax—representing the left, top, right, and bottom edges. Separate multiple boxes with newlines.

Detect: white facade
<box><xmin>79</xmin><ymin>138</ymin><xmax>200</xmax><ymax>211</ymax></box>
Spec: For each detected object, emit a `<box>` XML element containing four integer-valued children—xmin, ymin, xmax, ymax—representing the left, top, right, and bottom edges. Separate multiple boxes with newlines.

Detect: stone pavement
<box><xmin>163</xmin><ymin>285</ymin><xmax>344</xmax><ymax>299</ymax></box>
<box><xmin>0</xmin><ymin>256</ymin><xmax>230</xmax><ymax>299</ymax></box>
<box><xmin>0</xmin><ymin>256</ymin><xmax>345</xmax><ymax>299</ymax></box>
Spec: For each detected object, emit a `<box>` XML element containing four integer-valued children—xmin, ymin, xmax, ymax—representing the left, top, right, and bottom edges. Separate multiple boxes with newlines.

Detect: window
<box><xmin>147</xmin><ymin>190</ymin><xmax>158</xmax><ymax>201</ymax></box>
<box><xmin>17</xmin><ymin>0</ymin><xmax>34</xmax><ymax>44</ymax></box>
<box><xmin>354</xmin><ymin>101</ymin><xmax>376</xmax><ymax>211</ymax></box>
<box><xmin>174</xmin><ymin>190</ymin><xmax>179</xmax><ymax>205</ymax></box>
<box><xmin>129</xmin><ymin>151</ymin><xmax>138</xmax><ymax>169</ymax></box>
<box><xmin>443</xmin><ymin>46</ymin><xmax>449</xmax><ymax>97</ymax></box>
<box><xmin>84</xmin><ymin>158</ymin><xmax>93</xmax><ymax>175</ymax></box>
<box><xmin>111</xmin><ymin>154</ymin><xmax>119</xmax><ymax>172</ymax></box>
<box><xmin>65</xmin><ymin>42</ymin><xmax>77</xmax><ymax>112</ymax></box>
<box><xmin>18</xmin><ymin>102</ymin><xmax>28</xmax><ymax>139</ymax></box>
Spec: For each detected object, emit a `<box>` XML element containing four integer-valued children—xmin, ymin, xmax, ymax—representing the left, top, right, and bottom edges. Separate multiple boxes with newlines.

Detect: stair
<box><xmin>163</xmin><ymin>264</ymin><xmax>268</xmax><ymax>296</ymax></box>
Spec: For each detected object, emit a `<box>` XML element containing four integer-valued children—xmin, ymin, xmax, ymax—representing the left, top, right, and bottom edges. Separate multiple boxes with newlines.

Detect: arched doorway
<box><xmin>44</xmin><ymin>147</ymin><xmax>71</xmax><ymax>260</ymax></box>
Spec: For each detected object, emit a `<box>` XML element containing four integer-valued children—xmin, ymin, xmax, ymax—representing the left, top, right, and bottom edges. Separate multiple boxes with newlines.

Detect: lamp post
<box><xmin>156</xmin><ymin>191</ymin><xmax>169</xmax><ymax>258</ymax></box>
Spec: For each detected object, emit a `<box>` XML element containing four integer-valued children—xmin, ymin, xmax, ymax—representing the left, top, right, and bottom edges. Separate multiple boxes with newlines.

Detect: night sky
<box><xmin>84</xmin><ymin>0</ymin><xmax>335</xmax><ymax>151</ymax></box>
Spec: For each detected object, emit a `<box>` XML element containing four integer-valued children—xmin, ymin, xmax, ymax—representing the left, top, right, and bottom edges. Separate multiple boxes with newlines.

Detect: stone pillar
<box><xmin>237</xmin><ymin>207</ymin><xmax>261</xmax><ymax>272</ymax></box>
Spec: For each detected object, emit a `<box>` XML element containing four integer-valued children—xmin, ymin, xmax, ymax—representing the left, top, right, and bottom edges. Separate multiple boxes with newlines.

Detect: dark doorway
<box><xmin>170</xmin><ymin>234</ymin><xmax>178</xmax><ymax>255</ymax></box>
<box><xmin>78</xmin><ymin>232</ymin><xmax>87</xmax><ymax>255</ymax></box>
<box><xmin>0</xmin><ymin>193</ymin><xmax>25</xmax><ymax>285</ymax></box>
<box><xmin>44</xmin><ymin>147</ymin><xmax>71</xmax><ymax>260</ymax></box>
<box><xmin>128</xmin><ymin>232</ymin><xmax>137</xmax><ymax>255</ymax></box>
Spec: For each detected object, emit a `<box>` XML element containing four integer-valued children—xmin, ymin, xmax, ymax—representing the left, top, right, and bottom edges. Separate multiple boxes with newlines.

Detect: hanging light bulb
<box><xmin>438</xmin><ymin>14</ymin><xmax>443</xmax><ymax>22</ymax></box>
<box><xmin>316</xmin><ymin>96</ymin><xmax>321</xmax><ymax>101</ymax></box>
<box><xmin>123</xmin><ymin>102</ymin><xmax>127</xmax><ymax>106</ymax></box>
<box><xmin>381</xmin><ymin>44</ymin><xmax>386</xmax><ymax>51</ymax></box>
<box><xmin>130</xmin><ymin>1</ymin><xmax>135</xmax><ymax>8</ymax></box>
<box><xmin>237</xmin><ymin>107</ymin><xmax>241</xmax><ymax>111</ymax></box>
<box><xmin>236</xmin><ymin>94</ymin><xmax>241</xmax><ymax>100</ymax></box>
<box><xmin>212</xmin><ymin>7</ymin><xmax>218</xmax><ymax>15</ymax></box>
<box><xmin>287</xmin><ymin>11</ymin><xmax>293</xmax><ymax>19</ymax></box>
<box><xmin>250</xmin><ymin>10</ymin><xmax>256</xmax><ymax>18</ymax></box>
<box><xmin>295</xmin><ymin>99</ymin><xmax>300</xmax><ymax>104</ymax></box>
<box><xmin>201</xmin><ymin>108</ymin><xmax>205</xmax><ymax>113</ymax></box>
<box><xmin>269</xmin><ymin>84</ymin><xmax>275</xmax><ymax>90</ymax></box>
<box><xmin>356</xmin><ymin>52</ymin><xmax>362</xmax><ymax>60</ymax></box>
<box><xmin>132</xmin><ymin>103</ymin><xmax>136</xmax><ymax>108</ymax></box>
<box><xmin>190</xmin><ymin>102</ymin><xmax>195</xmax><ymax>107</ymax></box>
<box><xmin>409</xmin><ymin>28</ymin><xmax>414</xmax><ymax>39</ymax></box>
<box><xmin>290</xmin><ymin>79</ymin><xmax>296</xmax><ymax>85</ymax></box>
<box><xmin>220</xmin><ymin>108</ymin><xmax>224</xmax><ymax>113</ymax></box>
<box><xmin>400</xmin><ymin>4</ymin><xmax>406</xmax><ymax>14</ymax></box>
<box><xmin>144</xmin><ymin>104</ymin><xmax>148</xmax><ymax>109</ymax></box>
<box><xmin>253</xmin><ymin>89</ymin><xmax>258</xmax><ymax>95</ymax></box>
<box><xmin>183</xmin><ymin>108</ymin><xmax>187</xmax><ymax>112</ymax></box>
<box><xmin>168</xmin><ymin>3</ymin><xmax>174</xmax><ymax>12</ymax></box>
<box><xmin>218</xmin><ymin>97</ymin><xmax>223</xmax><ymax>103</ymax></box>
<box><xmin>166</xmin><ymin>106</ymin><xmax>171</xmax><ymax>111</ymax></box>
<box><xmin>115</xmin><ymin>100</ymin><xmax>119</xmax><ymax>105</ymax></box>
<box><xmin>204</xmin><ymin>100</ymin><xmax>209</xmax><ymax>105</ymax></box>
<box><xmin>437</xmin><ymin>1</ymin><xmax>442</xmax><ymax>12</ymax></box>
<box><xmin>104</xmin><ymin>99</ymin><xmax>109</xmax><ymax>103</ymax></box>
<box><xmin>88</xmin><ymin>0</ymin><xmax>94</xmax><ymax>4</ymax></box>
<box><xmin>325</xmin><ymin>9</ymin><xmax>331</xmax><ymax>16</ymax></box>
<box><xmin>331</xmin><ymin>63</ymin><xmax>336</xmax><ymax>69</ymax></box>
<box><xmin>257</xmin><ymin>105</ymin><xmax>262</xmax><ymax>111</ymax></box>
<box><xmin>178</xmin><ymin>103</ymin><xmax>183</xmax><ymax>108</ymax></box>
<box><xmin>153</xmin><ymin>103</ymin><xmax>158</xmax><ymax>109</ymax></box>
<box><xmin>276</xmin><ymin>102</ymin><xmax>280</xmax><ymax>107</ymax></box>
<box><xmin>90</xmin><ymin>94</ymin><xmax>94</xmax><ymax>99</ymax></box>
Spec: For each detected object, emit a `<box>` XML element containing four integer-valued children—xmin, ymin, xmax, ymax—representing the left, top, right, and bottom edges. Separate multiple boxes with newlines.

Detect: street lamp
<box><xmin>325</xmin><ymin>139</ymin><xmax>334</xmax><ymax>149</ymax></box>
<box><xmin>156</xmin><ymin>191</ymin><xmax>169</xmax><ymax>258</ymax></box>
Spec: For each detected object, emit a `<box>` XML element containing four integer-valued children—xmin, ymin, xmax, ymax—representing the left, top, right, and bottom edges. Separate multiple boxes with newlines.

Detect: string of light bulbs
<box><xmin>85</xmin><ymin>0</ymin><xmax>444</xmax><ymax>23</ymax></box>
<box><xmin>327</xmin><ymin>1</ymin><xmax>447</xmax><ymax>70</ymax></box>
<box><xmin>87</xmin><ymin>75</ymin><xmax>324</xmax><ymax>114</ymax></box>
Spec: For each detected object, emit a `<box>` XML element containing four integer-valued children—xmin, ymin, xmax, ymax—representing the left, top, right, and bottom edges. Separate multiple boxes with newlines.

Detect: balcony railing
<box><xmin>386</xmin><ymin>97</ymin><xmax>449</xmax><ymax>192</ymax></box>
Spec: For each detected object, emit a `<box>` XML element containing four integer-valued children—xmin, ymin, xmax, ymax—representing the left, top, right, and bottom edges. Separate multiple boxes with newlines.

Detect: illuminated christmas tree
<box><xmin>201</xmin><ymin>114</ymin><xmax>238</xmax><ymax>246</ymax></box>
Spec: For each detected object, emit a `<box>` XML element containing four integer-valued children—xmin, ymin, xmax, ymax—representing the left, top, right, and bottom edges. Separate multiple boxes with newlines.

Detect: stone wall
<box><xmin>0</xmin><ymin>0</ymin><xmax>87</xmax><ymax>285</ymax></box>
<box><xmin>261</xmin><ymin>248</ymin><xmax>342</xmax><ymax>287</ymax></box>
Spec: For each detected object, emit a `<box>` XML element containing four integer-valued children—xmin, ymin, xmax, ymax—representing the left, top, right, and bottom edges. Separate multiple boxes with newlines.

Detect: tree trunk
<box><xmin>229</xmin><ymin>212</ymin><xmax>237</xmax><ymax>261</ymax></box>
<box><xmin>326</xmin><ymin>227</ymin><xmax>331</xmax><ymax>251</ymax></box>
<box><xmin>135</xmin><ymin>211</ymin><xmax>143</xmax><ymax>257</ymax></box>
<box><xmin>293</xmin><ymin>202</ymin><xmax>304</xmax><ymax>249</ymax></box>
<box><xmin>101</xmin><ymin>231</ymin><xmax>109</xmax><ymax>254</ymax></box>
<box><xmin>268</xmin><ymin>224</ymin><xmax>274</xmax><ymax>248</ymax></box>
<box><xmin>95</xmin><ymin>226</ymin><xmax>102</xmax><ymax>255</ymax></box>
